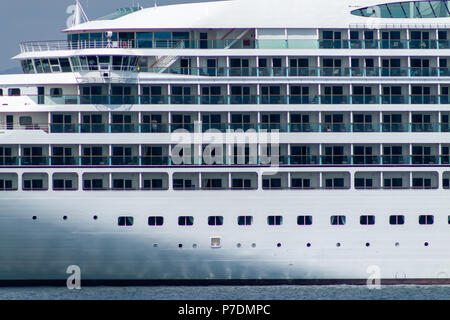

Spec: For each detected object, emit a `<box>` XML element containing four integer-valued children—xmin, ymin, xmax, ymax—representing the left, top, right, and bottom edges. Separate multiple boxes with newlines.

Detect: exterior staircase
<box><xmin>150</xmin><ymin>41</ymin><xmax>186</xmax><ymax>73</ymax></box>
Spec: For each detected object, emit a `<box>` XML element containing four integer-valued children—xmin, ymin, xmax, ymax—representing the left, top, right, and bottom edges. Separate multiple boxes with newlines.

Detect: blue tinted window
<box><xmin>352</xmin><ymin>1</ymin><xmax>450</xmax><ymax>18</ymax></box>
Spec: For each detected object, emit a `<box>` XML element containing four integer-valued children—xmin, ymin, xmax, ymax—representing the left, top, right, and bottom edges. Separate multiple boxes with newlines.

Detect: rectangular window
<box><xmin>331</xmin><ymin>215</ymin><xmax>346</xmax><ymax>225</ymax></box>
<box><xmin>360</xmin><ymin>215</ymin><xmax>375</xmax><ymax>225</ymax></box>
<box><xmin>143</xmin><ymin>179</ymin><xmax>164</xmax><ymax>190</ymax></box>
<box><xmin>267</xmin><ymin>216</ymin><xmax>283</xmax><ymax>226</ymax></box>
<box><xmin>355</xmin><ymin>178</ymin><xmax>373</xmax><ymax>189</ymax></box>
<box><xmin>118</xmin><ymin>216</ymin><xmax>134</xmax><ymax>226</ymax></box>
<box><xmin>50</xmin><ymin>88</ymin><xmax>63</xmax><ymax>97</ymax></box>
<box><xmin>178</xmin><ymin>216</ymin><xmax>194</xmax><ymax>226</ymax></box>
<box><xmin>208</xmin><ymin>216</ymin><xmax>224</xmax><ymax>226</ymax></box>
<box><xmin>263</xmin><ymin>178</ymin><xmax>282</xmax><ymax>189</ymax></box>
<box><xmin>83</xmin><ymin>179</ymin><xmax>104</xmax><ymax>190</ymax></box>
<box><xmin>444</xmin><ymin>178</ymin><xmax>450</xmax><ymax>189</ymax></box>
<box><xmin>23</xmin><ymin>179</ymin><xmax>45</xmax><ymax>191</ymax></box>
<box><xmin>8</xmin><ymin>88</ymin><xmax>21</xmax><ymax>96</ymax></box>
<box><xmin>297</xmin><ymin>216</ymin><xmax>313</xmax><ymax>225</ymax></box>
<box><xmin>148</xmin><ymin>216</ymin><xmax>164</xmax><ymax>226</ymax></box>
<box><xmin>173</xmin><ymin>179</ymin><xmax>193</xmax><ymax>190</ymax></box>
<box><xmin>419</xmin><ymin>215</ymin><xmax>434</xmax><ymax>225</ymax></box>
<box><xmin>0</xmin><ymin>180</ymin><xmax>13</xmax><ymax>190</ymax></box>
<box><xmin>389</xmin><ymin>215</ymin><xmax>405</xmax><ymax>225</ymax></box>
<box><xmin>292</xmin><ymin>178</ymin><xmax>311</xmax><ymax>189</ymax></box>
<box><xmin>325</xmin><ymin>178</ymin><xmax>345</xmax><ymax>189</ymax></box>
<box><xmin>53</xmin><ymin>179</ymin><xmax>74</xmax><ymax>191</ymax></box>
<box><xmin>238</xmin><ymin>216</ymin><xmax>253</xmax><ymax>226</ymax></box>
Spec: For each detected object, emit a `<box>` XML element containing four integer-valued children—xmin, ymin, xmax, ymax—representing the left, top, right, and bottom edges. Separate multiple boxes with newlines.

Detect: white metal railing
<box><xmin>20</xmin><ymin>40</ymin><xmax>135</xmax><ymax>53</ymax></box>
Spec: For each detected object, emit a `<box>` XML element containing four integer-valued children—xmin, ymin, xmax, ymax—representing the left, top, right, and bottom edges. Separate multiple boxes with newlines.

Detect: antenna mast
<box><xmin>74</xmin><ymin>0</ymin><xmax>89</xmax><ymax>25</ymax></box>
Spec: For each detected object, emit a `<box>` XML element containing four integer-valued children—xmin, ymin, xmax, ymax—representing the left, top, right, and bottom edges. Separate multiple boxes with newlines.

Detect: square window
<box><xmin>389</xmin><ymin>215</ymin><xmax>405</xmax><ymax>225</ymax></box>
<box><xmin>178</xmin><ymin>216</ymin><xmax>194</xmax><ymax>226</ymax></box>
<box><xmin>238</xmin><ymin>216</ymin><xmax>253</xmax><ymax>226</ymax></box>
<box><xmin>148</xmin><ymin>216</ymin><xmax>164</xmax><ymax>226</ymax></box>
<box><xmin>360</xmin><ymin>215</ymin><xmax>375</xmax><ymax>225</ymax></box>
<box><xmin>268</xmin><ymin>216</ymin><xmax>283</xmax><ymax>226</ymax></box>
<box><xmin>419</xmin><ymin>215</ymin><xmax>434</xmax><ymax>225</ymax></box>
<box><xmin>118</xmin><ymin>216</ymin><xmax>134</xmax><ymax>226</ymax></box>
<box><xmin>331</xmin><ymin>215</ymin><xmax>346</xmax><ymax>225</ymax></box>
<box><xmin>208</xmin><ymin>216</ymin><xmax>224</xmax><ymax>226</ymax></box>
<box><xmin>297</xmin><ymin>216</ymin><xmax>313</xmax><ymax>225</ymax></box>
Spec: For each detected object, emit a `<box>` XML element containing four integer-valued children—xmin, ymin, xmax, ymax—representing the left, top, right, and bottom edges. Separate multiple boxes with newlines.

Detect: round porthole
<box><xmin>306</xmin><ymin>243</ymin><xmax>311</xmax><ymax>248</ymax></box>
<box><xmin>178</xmin><ymin>244</ymin><xmax>183</xmax><ymax>248</ymax></box>
<box><xmin>395</xmin><ymin>242</ymin><xmax>400</xmax><ymax>247</ymax></box>
<box><xmin>251</xmin><ymin>243</ymin><xmax>256</xmax><ymax>248</ymax></box>
<box><xmin>424</xmin><ymin>242</ymin><xmax>429</xmax><ymax>247</ymax></box>
<box><xmin>365</xmin><ymin>243</ymin><xmax>370</xmax><ymax>247</ymax></box>
<box><xmin>93</xmin><ymin>215</ymin><xmax>98</xmax><ymax>220</ymax></box>
<box><xmin>63</xmin><ymin>216</ymin><xmax>67</xmax><ymax>220</ymax></box>
<box><xmin>237</xmin><ymin>243</ymin><xmax>242</xmax><ymax>248</ymax></box>
<box><xmin>193</xmin><ymin>244</ymin><xmax>197</xmax><ymax>249</ymax></box>
<box><xmin>32</xmin><ymin>216</ymin><xmax>37</xmax><ymax>220</ymax></box>
<box><xmin>277</xmin><ymin>243</ymin><xmax>282</xmax><ymax>248</ymax></box>
<box><xmin>336</xmin><ymin>243</ymin><xmax>341</xmax><ymax>247</ymax></box>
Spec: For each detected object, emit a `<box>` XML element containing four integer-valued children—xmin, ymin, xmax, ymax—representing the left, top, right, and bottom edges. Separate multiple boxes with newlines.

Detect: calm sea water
<box><xmin>0</xmin><ymin>285</ymin><xmax>450</xmax><ymax>300</ymax></box>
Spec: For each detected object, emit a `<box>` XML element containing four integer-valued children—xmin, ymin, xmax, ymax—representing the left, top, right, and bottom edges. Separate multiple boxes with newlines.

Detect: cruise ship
<box><xmin>3</xmin><ymin>0</ymin><xmax>450</xmax><ymax>285</ymax></box>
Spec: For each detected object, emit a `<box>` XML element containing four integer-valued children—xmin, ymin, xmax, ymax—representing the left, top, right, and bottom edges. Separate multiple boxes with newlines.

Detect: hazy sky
<box><xmin>0</xmin><ymin>0</ymin><xmax>217</xmax><ymax>71</ymax></box>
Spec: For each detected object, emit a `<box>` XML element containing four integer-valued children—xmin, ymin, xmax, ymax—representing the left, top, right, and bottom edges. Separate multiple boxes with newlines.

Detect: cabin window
<box><xmin>173</xmin><ymin>179</ymin><xmax>194</xmax><ymax>190</ymax></box>
<box><xmin>0</xmin><ymin>180</ymin><xmax>13</xmax><ymax>190</ymax></box>
<box><xmin>118</xmin><ymin>216</ymin><xmax>134</xmax><ymax>226</ymax></box>
<box><xmin>50</xmin><ymin>88</ymin><xmax>63</xmax><ymax>97</ymax></box>
<box><xmin>238</xmin><ymin>216</ymin><xmax>253</xmax><ymax>226</ymax></box>
<box><xmin>208</xmin><ymin>216</ymin><xmax>224</xmax><ymax>226</ymax></box>
<box><xmin>263</xmin><ymin>178</ymin><xmax>282</xmax><ymax>189</ymax></box>
<box><xmin>325</xmin><ymin>178</ymin><xmax>345</xmax><ymax>189</ymax></box>
<box><xmin>148</xmin><ymin>216</ymin><xmax>164</xmax><ymax>226</ymax></box>
<box><xmin>419</xmin><ymin>215</ymin><xmax>434</xmax><ymax>225</ymax></box>
<box><xmin>331</xmin><ymin>215</ymin><xmax>346</xmax><ymax>225</ymax></box>
<box><xmin>297</xmin><ymin>216</ymin><xmax>313</xmax><ymax>225</ymax></box>
<box><xmin>83</xmin><ymin>179</ymin><xmax>104</xmax><ymax>190</ymax></box>
<box><xmin>178</xmin><ymin>216</ymin><xmax>194</xmax><ymax>226</ymax></box>
<box><xmin>232</xmin><ymin>179</ymin><xmax>252</xmax><ymax>189</ymax></box>
<box><xmin>53</xmin><ymin>179</ymin><xmax>74</xmax><ymax>191</ymax></box>
<box><xmin>23</xmin><ymin>179</ymin><xmax>44</xmax><ymax>191</ymax></box>
<box><xmin>268</xmin><ymin>216</ymin><xmax>283</xmax><ymax>226</ymax></box>
<box><xmin>112</xmin><ymin>179</ymin><xmax>133</xmax><ymax>190</ymax></box>
<box><xmin>360</xmin><ymin>215</ymin><xmax>375</xmax><ymax>225</ymax></box>
<box><xmin>19</xmin><ymin>116</ymin><xmax>32</xmax><ymax>126</ymax></box>
<box><xmin>389</xmin><ymin>215</ymin><xmax>405</xmax><ymax>225</ymax></box>
<box><xmin>8</xmin><ymin>88</ymin><xmax>20</xmax><ymax>96</ymax></box>
<box><xmin>143</xmin><ymin>179</ymin><xmax>163</xmax><ymax>190</ymax></box>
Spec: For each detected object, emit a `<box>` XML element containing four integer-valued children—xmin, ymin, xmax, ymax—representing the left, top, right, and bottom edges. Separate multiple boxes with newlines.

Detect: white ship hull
<box><xmin>1</xmin><ymin>190</ymin><xmax>449</xmax><ymax>284</ymax></box>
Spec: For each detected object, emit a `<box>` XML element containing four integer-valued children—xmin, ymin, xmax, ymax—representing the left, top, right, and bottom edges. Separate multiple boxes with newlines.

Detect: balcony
<box><xmin>19</xmin><ymin>38</ymin><xmax>450</xmax><ymax>54</ymax></box>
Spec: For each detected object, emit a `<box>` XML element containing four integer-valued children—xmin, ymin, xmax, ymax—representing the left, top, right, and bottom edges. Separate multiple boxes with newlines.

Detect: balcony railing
<box><xmin>0</xmin><ymin>155</ymin><xmax>449</xmax><ymax>167</ymax></box>
<box><xmin>5</xmin><ymin>122</ymin><xmax>450</xmax><ymax>134</ymax></box>
<box><xmin>19</xmin><ymin>39</ymin><xmax>450</xmax><ymax>53</ymax></box>
<box><xmin>51</xmin><ymin>65</ymin><xmax>450</xmax><ymax>78</ymax></box>
<box><xmin>26</xmin><ymin>94</ymin><xmax>450</xmax><ymax>106</ymax></box>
